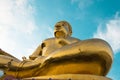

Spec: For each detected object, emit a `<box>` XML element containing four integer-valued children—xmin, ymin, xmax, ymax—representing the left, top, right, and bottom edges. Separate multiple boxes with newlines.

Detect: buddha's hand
<box><xmin>56</xmin><ymin>38</ymin><xmax>70</xmax><ymax>46</ymax></box>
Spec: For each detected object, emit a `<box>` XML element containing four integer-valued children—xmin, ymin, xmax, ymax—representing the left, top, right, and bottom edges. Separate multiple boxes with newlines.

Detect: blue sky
<box><xmin>0</xmin><ymin>0</ymin><xmax>120</xmax><ymax>79</ymax></box>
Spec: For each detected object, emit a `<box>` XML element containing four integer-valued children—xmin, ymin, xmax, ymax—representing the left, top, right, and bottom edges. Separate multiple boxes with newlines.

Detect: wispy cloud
<box><xmin>93</xmin><ymin>12</ymin><xmax>120</xmax><ymax>53</ymax></box>
<box><xmin>0</xmin><ymin>0</ymin><xmax>36</xmax><ymax>34</ymax></box>
<box><xmin>0</xmin><ymin>0</ymin><xmax>37</xmax><ymax>59</ymax></box>
<box><xmin>71</xmin><ymin>0</ymin><xmax>94</xmax><ymax>10</ymax></box>
<box><xmin>71</xmin><ymin>0</ymin><xmax>104</xmax><ymax>10</ymax></box>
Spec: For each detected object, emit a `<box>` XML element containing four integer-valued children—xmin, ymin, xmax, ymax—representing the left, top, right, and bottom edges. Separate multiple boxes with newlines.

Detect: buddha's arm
<box><xmin>49</xmin><ymin>39</ymin><xmax>113</xmax><ymax>59</ymax></box>
<box><xmin>0</xmin><ymin>55</ymin><xmax>45</xmax><ymax>70</ymax></box>
<box><xmin>0</xmin><ymin>55</ymin><xmax>46</xmax><ymax>78</ymax></box>
<box><xmin>0</xmin><ymin>49</ymin><xmax>20</xmax><ymax>61</ymax></box>
<box><xmin>29</xmin><ymin>43</ymin><xmax>44</xmax><ymax>60</ymax></box>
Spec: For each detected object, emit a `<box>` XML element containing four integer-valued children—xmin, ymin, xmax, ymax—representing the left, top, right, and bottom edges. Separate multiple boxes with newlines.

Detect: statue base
<box><xmin>24</xmin><ymin>74</ymin><xmax>111</xmax><ymax>80</ymax></box>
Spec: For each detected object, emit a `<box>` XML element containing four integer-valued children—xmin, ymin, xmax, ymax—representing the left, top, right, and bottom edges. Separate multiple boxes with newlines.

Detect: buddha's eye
<box><xmin>55</xmin><ymin>25</ymin><xmax>61</xmax><ymax>29</ymax></box>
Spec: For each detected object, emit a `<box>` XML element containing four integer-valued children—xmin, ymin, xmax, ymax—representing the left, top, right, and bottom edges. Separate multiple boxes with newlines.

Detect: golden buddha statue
<box><xmin>0</xmin><ymin>21</ymin><xmax>113</xmax><ymax>80</ymax></box>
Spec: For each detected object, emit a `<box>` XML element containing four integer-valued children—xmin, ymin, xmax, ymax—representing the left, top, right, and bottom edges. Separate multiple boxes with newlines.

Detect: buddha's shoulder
<box><xmin>43</xmin><ymin>37</ymin><xmax>56</xmax><ymax>42</ymax></box>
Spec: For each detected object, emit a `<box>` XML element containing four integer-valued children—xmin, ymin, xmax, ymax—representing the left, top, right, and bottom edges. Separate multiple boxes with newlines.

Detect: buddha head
<box><xmin>54</xmin><ymin>21</ymin><xmax>72</xmax><ymax>38</ymax></box>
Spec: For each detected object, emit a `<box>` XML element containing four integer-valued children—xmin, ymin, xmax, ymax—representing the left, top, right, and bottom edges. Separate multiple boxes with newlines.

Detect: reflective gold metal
<box><xmin>0</xmin><ymin>21</ymin><xmax>113</xmax><ymax>79</ymax></box>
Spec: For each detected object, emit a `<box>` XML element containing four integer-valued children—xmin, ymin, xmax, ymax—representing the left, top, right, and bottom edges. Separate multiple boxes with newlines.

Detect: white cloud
<box><xmin>0</xmin><ymin>0</ymin><xmax>37</xmax><ymax>59</ymax></box>
<box><xmin>0</xmin><ymin>0</ymin><xmax>36</xmax><ymax>34</ymax></box>
<box><xmin>71</xmin><ymin>0</ymin><xmax>94</xmax><ymax>10</ymax></box>
<box><xmin>93</xmin><ymin>12</ymin><xmax>120</xmax><ymax>53</ymax></box>
<box><xmin>71</xmin><ymin>0</ymin><xmax>104</xmax><ymax>10</ymax></box>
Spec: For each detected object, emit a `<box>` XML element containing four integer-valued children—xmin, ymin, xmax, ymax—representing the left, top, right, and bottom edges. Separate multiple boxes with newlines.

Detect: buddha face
<box><xmin>54</xmin><ymin>21</ymin><xmax>72</xmax><ymax>38</ymax></box>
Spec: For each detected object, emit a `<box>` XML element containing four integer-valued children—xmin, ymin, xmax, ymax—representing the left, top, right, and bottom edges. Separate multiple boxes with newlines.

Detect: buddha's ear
<box><xmin>65</xmin><ymin>22</ymin><xmax>72</xmax><ymax>36</ymax></box>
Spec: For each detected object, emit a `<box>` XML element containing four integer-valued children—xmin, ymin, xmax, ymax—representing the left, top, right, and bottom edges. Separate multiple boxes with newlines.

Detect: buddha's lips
<box><xmin>54</xmin><ymin>31</ymin><xmax>66</xmax><ymax>38</ymax></box>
